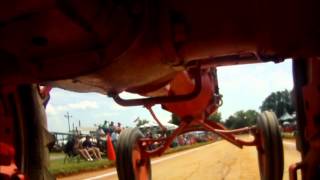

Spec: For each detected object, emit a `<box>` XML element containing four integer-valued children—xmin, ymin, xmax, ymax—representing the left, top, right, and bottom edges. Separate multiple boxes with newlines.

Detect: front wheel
<box><xmin>116</xmin><ymin>128</ymin><xmax>151</xmax><ymax>180</ymax></box>
<box><xmin>256</xmin><ymin>111</ymin><xmax>284</xmax><ymax>180</ymax></box>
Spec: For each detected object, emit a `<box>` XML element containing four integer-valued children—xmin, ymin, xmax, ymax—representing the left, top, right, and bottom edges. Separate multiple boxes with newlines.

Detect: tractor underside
<box><xmin>0</xmin><ymin>0</ymin><xmax>320</xmax><ymax>179</ymax></box>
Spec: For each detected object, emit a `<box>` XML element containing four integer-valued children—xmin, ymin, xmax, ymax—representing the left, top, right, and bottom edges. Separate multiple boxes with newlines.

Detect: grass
<box><xmin>282</xmin><ymin>132</ymin><xmax>296</xmax><ymax>139</ymax></box>
<box><xmin>49</xmin><ymin>141</ymin><xmax>212</xmax><ymax>177</ymax></box>
<box><xmin>49</xmin><ymin>158</ymin><xmax>114</xmax><ymax>177</ymax></box>
<box><xmin>50</xmin><ymin>152</ymin><xmax>64</xmax><ymax>156</ymax></box>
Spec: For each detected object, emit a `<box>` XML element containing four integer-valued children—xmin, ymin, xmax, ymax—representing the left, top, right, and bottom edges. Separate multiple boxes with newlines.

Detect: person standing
<box><xmin>102</xmin><ymin>120</ymin><xmax>108</xmax><ymax>134</ymax></box>
<box><xmin>111</xmin><ymin>130</ymin><xmax>119</xmax><ymax>150</ymax></box>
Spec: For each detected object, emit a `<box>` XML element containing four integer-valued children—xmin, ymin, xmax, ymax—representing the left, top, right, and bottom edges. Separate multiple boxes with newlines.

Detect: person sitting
<box><xmin>82</xmin><ymin>135</ymin><xmax>102</xmax><ymax>160</ymax></box>
<box><xmin>64</xmin><ymin>136</ymin><xmax>94</xmax><ymax>161</ymax></box>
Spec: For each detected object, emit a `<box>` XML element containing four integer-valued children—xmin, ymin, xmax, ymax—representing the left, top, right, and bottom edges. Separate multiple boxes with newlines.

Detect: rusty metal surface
<box><xmin>109</xmin><ymin>66</ymin><xmax>202</xmax><ymax>106</ymax></box>
<box><xmin>1</xmin><ymin>1</ymin><xmax>320</xmax><ymax>179</ymax></box>
<box><xmin>0</xmin><ymin>0</ymin><xmax>320</xmax><ymax>94</ymax></box>
<box><xmin>297</xmin><ymin>58</ymin><xmax>320</xmax><ymax>179</ymax></box>
<box><xmin>289</xmin><ymin>162</ymin><xmax>302</xmax><ymax>180</ymax></box>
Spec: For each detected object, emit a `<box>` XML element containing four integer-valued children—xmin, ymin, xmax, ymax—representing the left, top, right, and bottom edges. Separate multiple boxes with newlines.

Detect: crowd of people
<box><xmin>63</xmin><ymin>121</ymin><xmax>216</xmax><ymax>162</ymax></box>
<box><xmin>95</xmin><ymin>121</ymin><xmax>123</xmax><ymax>151</ymax></box>
<box><xmin>63</xmin><ymin>120</ymin><xmax>125</xmax><ymax>162</ymax></box>
<box><xmin>100</xmin><ymin>121</ymin><xmax>123</xmax><ymax>134</ymax></box>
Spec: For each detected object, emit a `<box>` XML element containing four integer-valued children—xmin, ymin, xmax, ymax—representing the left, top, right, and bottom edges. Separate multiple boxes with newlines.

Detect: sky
<box><xmin>46</xmin><ymin>60</ymin><xmax>293</xmax><ymax>133</ymax></box>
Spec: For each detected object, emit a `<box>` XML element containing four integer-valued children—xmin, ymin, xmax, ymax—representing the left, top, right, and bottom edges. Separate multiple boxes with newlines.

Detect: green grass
<box><xmin>281</xmin><ymin>132</ymin><xmax>296</xmax><ymax>139</ymax></box>
<box><xmin>50</xmin><ymin>152</ymin><xmax>64</xmax><ymax>159</ymax></box>
<box><xmin>49</xmin><ymin>141</ymin><xmax>212</xmax><ymax>177</ymax></box>
<box><xmin>49</xmin><ymin>158</ymin><xmax>114</xmax><ymax>177</ymax></box>
<box><xmin>50</xmin><ymin>152</ymin><xmax>64</xmax><ymax>156</ymax></box>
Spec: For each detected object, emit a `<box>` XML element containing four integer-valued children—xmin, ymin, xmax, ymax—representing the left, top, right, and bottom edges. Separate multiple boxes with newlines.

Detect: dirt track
<box><xmin>59</xmin><ymin>137</ymin><xmax>300</xmax><ymax>180</ymax></box>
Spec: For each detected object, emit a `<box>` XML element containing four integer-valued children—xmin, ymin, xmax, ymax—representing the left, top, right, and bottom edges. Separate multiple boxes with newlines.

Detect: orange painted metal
<box><xmin>302</xmin><ymin>58</ymin><xmax>320</xmax><ymax>149</ymax></box>
<box><xmin>138</xmin><ymin>117</ymin><xmax>257</xmax><ymax>158</ymax></box>
<box><xmin>0</xmin><ymin>87</ymin><xmax>24</xmax><ymax>179</ymax></box>
<box><xmin>133</xmin><ymin>65</ymin><xmax>257</xmax><ymax>156</ymax></box>
<box><xmin>163</xmin><ymin>69</ymin><xmax>217</xmax><ymax>118</ymax></box>
<box><xmin>0</xmin><ymin>143</ymin><xmax>21</xmax><ymax>178</ymax></box>
<box><xmin>299</xmin><ymin>58</ymin><xmax>320</xmax><ymax>179</ymax></box>
<box><xmin>203</xmin><ymin>121</ymin><xmax>257</xmax><ymax>147</ymax></box>
<box><xmin>39</xmin><ymin>85</ymin><xmax>52</xmax><ymax>99</ymax></box>
<box><xmin>0</xmin><ymin>87</ymin><xmax>16</xmax><ymax>149</ymax></box>
<box><xmin>289</xmin><ymin>162</ymin><xmax>302</xmax><ymax>180</ymax></box>
<box><xmin>109</xmin><ymin>66</ymin><xmax>202</xmax><ymax>106</ymax></box>
<box><xmin>145</xmin><ymin>106</ymin><xmax>167</xmax><ymax>132</ymax></box>
<box><xmin>139</xmin><ymin>121</ymin><xmax>190</xmax><ymax>157</ymax></box>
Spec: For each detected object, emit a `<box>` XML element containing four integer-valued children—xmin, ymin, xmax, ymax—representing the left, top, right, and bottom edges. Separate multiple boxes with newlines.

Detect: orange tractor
<box><xmin>0</xmin><ymin>0</ymin><xmax>320</xmax><ymax>179</ymax></box>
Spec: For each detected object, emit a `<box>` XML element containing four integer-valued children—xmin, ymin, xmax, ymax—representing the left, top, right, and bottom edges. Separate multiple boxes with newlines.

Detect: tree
<box><xmin>260</xmin><ymin>89</ymin><xmax>295</xmax><ymax>118</ymax></box>
<box><xmin>224</xmin><ymin>110</ymin><xmax>259</xmax><ymax>129</ymax></box>
<box><xmin>225</xmin><ymin>115</ymin><xmax>238</xmax><ymax>129</ymax></box>
<box><xmin>208</xmin><ymin>112</ymin><xmax>222</xmax><ymax>123</ymax></box>
<box><xmin>245</xmin><ymin>110</ymin><xmax>259</xmax><ymax>125</ymax></box>
<box><xmin>169</xmin><ymin>114</ymin><xmax>180</xmax><ymax>126</ymax></box>
<box><xmin>134</xmin><ymin>117</ymin><xmax>149</xmax><ymax>127</ymax></box>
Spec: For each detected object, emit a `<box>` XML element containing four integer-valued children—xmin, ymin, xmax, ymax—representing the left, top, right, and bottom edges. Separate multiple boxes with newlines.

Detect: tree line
<box><xmin>169</xmin><ymin>89</ymin><xmax>295</xmax><ymax>129</ymax></box>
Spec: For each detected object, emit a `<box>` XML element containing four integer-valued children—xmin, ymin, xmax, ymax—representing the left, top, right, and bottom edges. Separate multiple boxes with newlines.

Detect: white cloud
<box><xmin>47</xmin><ymin>100</ymin><xmax>98</xmax><ymax>115</ymax></box>
<box><xmin>217</xmin><ymin>60</ymin><xmax>293</xmax><ymax>120</ymax></box>
<box><xmin>47</xmin><ymin>115</ymin><xmax>68</xmax><ymax>132</ymax></box>
<box><xmin>110</xmin><ymin>103</ymin><xmax>126</xmax><ymax>111</ymax></box>
<box><xmin>95</xmin><ymin>112</ymin><xmax>119</xmax><ymax>118</ymax></box>
<box><xmin>67</xmin><ymin>100</ymin><xmax>98</xmax><ymax>109</ymax></box>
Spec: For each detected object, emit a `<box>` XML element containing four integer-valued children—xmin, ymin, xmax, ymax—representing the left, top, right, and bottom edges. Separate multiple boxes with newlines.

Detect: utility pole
<box><xmin>64</xmin><ymin>112</ymin><xmax>72</xmax><ymax>132</ymax></box>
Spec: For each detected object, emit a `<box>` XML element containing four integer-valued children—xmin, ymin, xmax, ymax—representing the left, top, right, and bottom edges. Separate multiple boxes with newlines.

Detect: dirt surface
<box><xmin>58</xmin><ymin>138</ymin><xmax>300</xmax><ymax>180</ymax></box>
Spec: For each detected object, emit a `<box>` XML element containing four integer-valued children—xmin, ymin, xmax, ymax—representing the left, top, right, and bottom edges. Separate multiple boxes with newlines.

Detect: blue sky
<box><xmin>46</xmin><ymin>60</ymin><xmax>293</xmax><ymax>132</ymax></box>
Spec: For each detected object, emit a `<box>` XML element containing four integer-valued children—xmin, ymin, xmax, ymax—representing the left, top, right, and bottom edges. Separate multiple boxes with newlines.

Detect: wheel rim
<box><xmin>132</xmin><ymin>142</ymin><xmax>150</xmax><ymax>180</ymax></box>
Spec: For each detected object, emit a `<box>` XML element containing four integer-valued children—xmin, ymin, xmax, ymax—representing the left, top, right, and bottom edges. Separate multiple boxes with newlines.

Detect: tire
<box><xmin>116</xmin><ymin>128</ymin><xmax>151</xmax><ymax>180</ymax></box>
<box><xmin>256</xmin><ymin>111</ymin><xmax>284</xmax><ymax>180</ymax></box>
<box><xmin>6</xmin><ymin>85</ymin><xmax>54</xmax><ymax>179</ymax></box>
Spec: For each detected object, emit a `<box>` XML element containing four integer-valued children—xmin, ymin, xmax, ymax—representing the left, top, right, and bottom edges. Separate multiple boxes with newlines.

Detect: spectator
<box><xmin>95</xmin><ymin>127</ymin><xmax>105</xmax><ymax>151</ymax></box>
<box><xmin>64</xmin><ymin>136</ymin><xmax>93</xmax><ymax>161</ymax></box>
<box><xmin>178</xmin><ymin>135</ymin><xmax>184</xmax><ymax>146</ymax></box>
<box><xmin>116</xmin><ymin>122</ymin><xmax>122</xmax><ymax>132</ymax></box>
<box><xmin>184</xmin><ymin>136</ymin><xmax>188</xmax><ymax>145</ymax></box>
<box><xmin>146</xmin><ymin>128</ymin><xmax>152</xmax><ymax>138</ymax></box>
<box><xmin>82</xmin><ymin>135</ymin><xmax>102</xmax><ymax>160</ymax></box>
<box><xmin>111</xmin><ymin>131</ymin><xmax>119</xmax><ymax>150</ymax></box>
<box><xmin>102</xmin><ymin>120</ymin><xmax>108</xmax><ymax>134</ymax></box>
<box><xmin>109</xmin><ymin>121</ymin><xmax>115</xmax><ymax>133</ymax></box>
